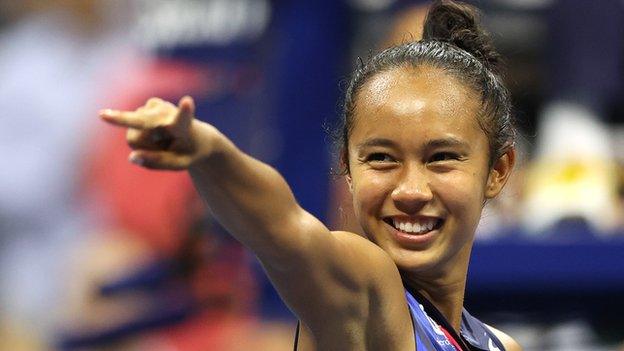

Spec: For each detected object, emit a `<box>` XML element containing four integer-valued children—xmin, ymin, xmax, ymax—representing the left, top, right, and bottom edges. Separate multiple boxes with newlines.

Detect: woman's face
<box><xmin>347</xmin><ymin>65</ymin><xmax>504</xmax><ymax>278</ymax></box>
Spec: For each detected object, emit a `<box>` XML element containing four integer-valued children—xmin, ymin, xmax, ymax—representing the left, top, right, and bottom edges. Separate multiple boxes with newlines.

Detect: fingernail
<box><xmin>129</xmin><ymin>154</ymin><xmax>144</xmax><ymax>166</ymax></box>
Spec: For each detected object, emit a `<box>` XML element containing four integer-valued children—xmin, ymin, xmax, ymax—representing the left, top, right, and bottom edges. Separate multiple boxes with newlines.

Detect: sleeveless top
<box><xmin>292</xmin><ymin>287</ymin><xmax>506</xmax><ymax>351</ymax></box>
<box><xmin>405</xmin><ymin>287</ymin><xmax>506</xmax><ymax>350</ymax></box>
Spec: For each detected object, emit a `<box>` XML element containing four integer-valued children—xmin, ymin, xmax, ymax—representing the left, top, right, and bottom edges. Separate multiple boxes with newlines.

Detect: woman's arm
<box><xmin>100</xmin><ymin>97</ymin><xmax>414</xmax><ymax>348</ymax></box>
<box><xmin>187</xmin><ymin>121</ymin><xmax>321</xmax><ymax>268</ymax></box>
<box><xmin>101</xmin><ymin>96</ymin><xmax>338</xmax><ymax>271</ymax></box>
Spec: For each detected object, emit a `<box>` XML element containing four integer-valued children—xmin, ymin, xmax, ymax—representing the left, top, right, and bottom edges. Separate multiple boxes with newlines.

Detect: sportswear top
<box><xmin>406</xmin><ymin>286</ymin><xmax>506</xmax><ymax>351</ymax></box>
<box><xmin>292</xmin><ymin>285</ymin><xmax>506</xmax><ymax>351</ymax></box>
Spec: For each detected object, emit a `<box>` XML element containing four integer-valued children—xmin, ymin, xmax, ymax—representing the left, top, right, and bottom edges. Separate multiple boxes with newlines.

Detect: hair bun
<box><xmin>422</xmin><ymin>0</ymin><xmax>502</xmax><ymax>73</ymax></box>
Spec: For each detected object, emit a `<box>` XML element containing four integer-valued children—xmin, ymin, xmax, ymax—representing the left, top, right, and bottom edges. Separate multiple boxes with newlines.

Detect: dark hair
<box><xmin>338</xmin><ymin>0</ymin><xmax>515</xmax><ymax>174</ymax></box>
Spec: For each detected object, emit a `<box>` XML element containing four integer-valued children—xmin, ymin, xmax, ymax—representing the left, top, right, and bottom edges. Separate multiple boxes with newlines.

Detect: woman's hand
<box><xmin>99</xmin><ymin>96</ymin><xmax>211</xmax><ymax>170</ymax></box>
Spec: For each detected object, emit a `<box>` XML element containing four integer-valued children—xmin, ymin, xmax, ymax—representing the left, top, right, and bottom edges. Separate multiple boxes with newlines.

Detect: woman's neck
<box><xmin>414</xmin><ymin>278</ymin><xmax>466</xmax><ymax>332</ymax></box>
<box><xmin>402</xmin><ymin>247</ymin><xmax>471</xmax><ymax>332</ymax></box>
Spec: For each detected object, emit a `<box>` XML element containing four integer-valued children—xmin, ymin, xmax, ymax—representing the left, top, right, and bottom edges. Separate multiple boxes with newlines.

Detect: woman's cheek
<box><xmin>353</xmin><ymin>173</ymin><xmax>392</xmax><ymax>213</ymax></box>
<box><xmin>435</xmin><ymin>172</ymin><xmax>484</xmax><ymax>224</ymax></box>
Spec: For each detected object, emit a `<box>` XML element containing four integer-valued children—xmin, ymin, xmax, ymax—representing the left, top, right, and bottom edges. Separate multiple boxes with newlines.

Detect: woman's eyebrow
<box><xmin>357</xmin><ymin>137</ymin><xmax>469</xmax><ymax>150</ymax></box>
<box><xmin>425</xmin><ymin>137</ymin><xmax>470</xmax><ymax>149</ymax></box>
<box><xmin>356</xmin><ymin>138</ymin><xmax>397</xmax><ymax>149</ymax></box>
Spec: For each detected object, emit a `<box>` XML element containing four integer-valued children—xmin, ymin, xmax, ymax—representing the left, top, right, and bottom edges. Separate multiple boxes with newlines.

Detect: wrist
<box><xmin>189</xmin><ymin>120</ymin><xmax>230</xmax><ymax>168</ymax></box>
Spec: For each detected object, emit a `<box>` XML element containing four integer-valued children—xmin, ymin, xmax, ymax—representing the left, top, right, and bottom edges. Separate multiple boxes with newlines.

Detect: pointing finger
<box><xmin>99</xmin><ymin>109</ymin><xmax>148</xmax><ymax>129</ymax></box>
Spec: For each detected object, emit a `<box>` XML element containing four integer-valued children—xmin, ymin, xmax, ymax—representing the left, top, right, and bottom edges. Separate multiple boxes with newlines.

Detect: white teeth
<box><xmin>391</xmin><ymin>218</ymin><xmax>438</xmax><ymax>234</ymax></box>
<box><xmin>405</xmin><ymin>222</ymin><xmax>413</xmax><ymax>232</ymax></box>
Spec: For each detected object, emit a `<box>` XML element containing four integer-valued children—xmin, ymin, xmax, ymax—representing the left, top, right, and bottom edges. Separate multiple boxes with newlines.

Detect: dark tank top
<box><xmin>404</xmin><ymin>287</ymin><xmax>506</xmax><ymax>350</ymax></box>
<box><xmin>292</xmin><ymin>286</ymin><xmax>506</xmax><ymax>351</ymax></box>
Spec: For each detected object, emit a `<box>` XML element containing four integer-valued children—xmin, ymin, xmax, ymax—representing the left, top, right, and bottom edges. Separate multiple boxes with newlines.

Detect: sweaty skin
<box><xmin>348</xmin><ymin>65</ymin><xmax>489</xmax><ymax>295</ymax></box>
<box><xmin>99</xmin><ymin>64</ymin><xmax>520</xmax><ymax>350</ymax></box>
<box><xmin>341</xmin><ymin>64</ymin><xmax>518</xmax><ymax>350</ymax></box>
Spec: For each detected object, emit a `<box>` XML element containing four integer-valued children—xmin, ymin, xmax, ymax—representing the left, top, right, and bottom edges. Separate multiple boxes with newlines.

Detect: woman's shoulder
<box><xmin>484</xmin><ymin>324</ymin><xmax>523</xmax><ymax>351</ymax></box>
<box><xmin>328</xmin><ymin>231</ymin><xmax>416</xmax><ymax>350</ymax></box>
<box><xmin>329</xmin><ymin>231</ymin><xmax>403</xmax><ymax>285</ymax></box>
<box><xmin>330</xmin><ymin>231</ymin><xmax>394</xmax><ymax>264</ymax></box>
<box><xmin>328</xmin><ymin>230</ymin><xmax>408</xmax><ymax>298</ymax></box>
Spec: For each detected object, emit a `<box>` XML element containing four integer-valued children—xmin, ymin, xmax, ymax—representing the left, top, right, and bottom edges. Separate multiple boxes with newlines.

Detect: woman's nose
<box><xmin>390</xmin><ymin>170</ymin><xmax>433</xmax><ymax>213</ymax></box>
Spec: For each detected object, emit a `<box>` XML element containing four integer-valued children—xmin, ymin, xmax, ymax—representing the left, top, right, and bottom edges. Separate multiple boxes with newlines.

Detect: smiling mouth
<box><xmin>383</xmin><ymin>217</ymin><xmax>444</xmax><ymax>235</ymax></box>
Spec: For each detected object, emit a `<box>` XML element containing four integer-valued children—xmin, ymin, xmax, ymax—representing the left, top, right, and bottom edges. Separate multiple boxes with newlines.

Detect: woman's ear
<box><xmin>340</xmin><ymin>148</ymin><xmax>354</xmax><ymax>193</ymax></box>
<box><xmin>485</xmin><ymin>147</ymin><xmax>516</xmax><ymax>199</ymax></box>
<box><xmin>346</xmin><ymin>174</ymin><xmax>354</xmax><ymax>194</ymax></box>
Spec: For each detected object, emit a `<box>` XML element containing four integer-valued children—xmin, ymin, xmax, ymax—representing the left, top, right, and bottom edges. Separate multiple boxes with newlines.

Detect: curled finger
<box><xmin>126</xmin><ymin>127</ymin><xmax>174</xmax><ymax>150</ymax></box>
<box><xmin>126</xmin><ymin>128</ymin><xmax>143</xmax><ymax>149</ymax></box>
<box><xmin>128</xmin><ymin>150</ymin><xmax>193</xmax><ymax>171</ymax></box>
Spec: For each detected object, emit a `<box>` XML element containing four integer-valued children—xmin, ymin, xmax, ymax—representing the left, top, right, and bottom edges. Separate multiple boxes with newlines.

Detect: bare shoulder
<box><xmin>262</xmin><ymin>231</ymin><xmax>413</xmax><ymax>349</ymax></box>
<box><xmin>330</xmin><ymin>231</ymin><xmax>386</xmax><ymax>256</ymax></box>
<box><xmin>486</xmin><ymin>324</ymin><xmax>523</xmax><ymax>351</ymax></box>
<box><xmin>330</xmin><ymin>231</ymin><xmax>415</xmax><ymax>350</ymax></box>
<box><xmin>330</xmin><ymin>231</ymin><xmax>403</xmax><ymax>284</ymax></box>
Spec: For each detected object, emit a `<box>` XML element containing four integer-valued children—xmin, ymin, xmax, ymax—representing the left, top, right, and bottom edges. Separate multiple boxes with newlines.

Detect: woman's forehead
<box><xmin>357</xmin><ymin>66</ymin><xmax>479</xmax><ymax>117</ymax></box>
<box><xmin>351</xmin><ymin>66</ymin><xmax>481</xmax><ymax>136</ymax></box>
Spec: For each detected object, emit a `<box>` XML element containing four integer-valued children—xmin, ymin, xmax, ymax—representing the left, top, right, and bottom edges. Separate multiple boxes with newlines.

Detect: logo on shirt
<box><xmin>419</xmin><ymin>304</ymin><xmax>446</xmax><ymax>337</ymax></box>
<box><xmin>489</xmin><ymin>338</ymin><xmax>501</xmax><ymax>351</ymax></box>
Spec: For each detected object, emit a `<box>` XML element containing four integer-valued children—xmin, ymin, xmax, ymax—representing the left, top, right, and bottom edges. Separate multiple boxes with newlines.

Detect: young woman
<box><xmin>100</xmin><ymin>1</ymin><xmax>522</xmax><ymax>350</ymax></box>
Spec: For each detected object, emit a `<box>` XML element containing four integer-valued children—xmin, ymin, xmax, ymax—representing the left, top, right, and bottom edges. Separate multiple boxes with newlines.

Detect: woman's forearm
<box><xmin>188</xmin><ymin>120</ymin><xmax>316</xmax><ymax>266</ymax></box>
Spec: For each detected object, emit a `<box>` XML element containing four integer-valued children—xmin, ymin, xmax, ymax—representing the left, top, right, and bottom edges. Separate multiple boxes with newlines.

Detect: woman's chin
<box><xmin>389</xmin><ymin>247</ymin><xmax>443</xmax><ymax>275</ymax></box>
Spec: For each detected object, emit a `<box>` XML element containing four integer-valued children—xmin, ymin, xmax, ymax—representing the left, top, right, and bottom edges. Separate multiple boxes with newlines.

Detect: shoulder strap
<box><xmin>460</xmin><ymin>309</ymin><xmax>506</xmax><ymax>351</ymax></box>
<box><xmin>293</xmin><ymin>321</ymin><xmax>300</xmax><ymax>351</ymax></box>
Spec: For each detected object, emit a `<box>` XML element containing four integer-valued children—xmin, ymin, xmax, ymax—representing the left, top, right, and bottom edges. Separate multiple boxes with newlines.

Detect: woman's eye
<box><xmin>430</xmin><ymin>152</ymin><xmax>460</xmax><ymax>162</ymax></box>
<box><xmin>366</xmin><ymin>153</ymin><xmax>394</xmax><ymax>163</ymax></box>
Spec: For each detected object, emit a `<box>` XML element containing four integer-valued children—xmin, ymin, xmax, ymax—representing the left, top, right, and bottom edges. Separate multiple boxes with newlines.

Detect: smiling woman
<box><xmin>347</xmin><ymin>65</ymin><xmax>494</xmax><ymax>276</ymax></box>
<box><xmin>99</xmin><ymin>1</ymin><xmax>521</xmax><ymax>350</ymax></box>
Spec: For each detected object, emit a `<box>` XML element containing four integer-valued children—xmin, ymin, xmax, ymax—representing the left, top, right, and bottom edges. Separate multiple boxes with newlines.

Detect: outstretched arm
<box><xmin>102</xmin><ymin>96</ymin><xmax>329</xmax><ymax>268</ymax></box>
<box><xmin>99</xmin><ymin>97</ymin><xmax>413</xmax><ymax>349</ymax></box>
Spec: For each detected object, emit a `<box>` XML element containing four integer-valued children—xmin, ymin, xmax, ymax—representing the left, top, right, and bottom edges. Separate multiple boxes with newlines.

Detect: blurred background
<box><xmin>0</xmin><ymin>0</ymin><xmax>623</xmax><ymax>350</ymax></box>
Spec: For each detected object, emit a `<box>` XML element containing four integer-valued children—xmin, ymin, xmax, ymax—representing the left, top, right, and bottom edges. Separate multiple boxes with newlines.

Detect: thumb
<box><xmin>176</xmin><ymin>95</ymin><xmax>195</xmax><ymax>125</ymax></box>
